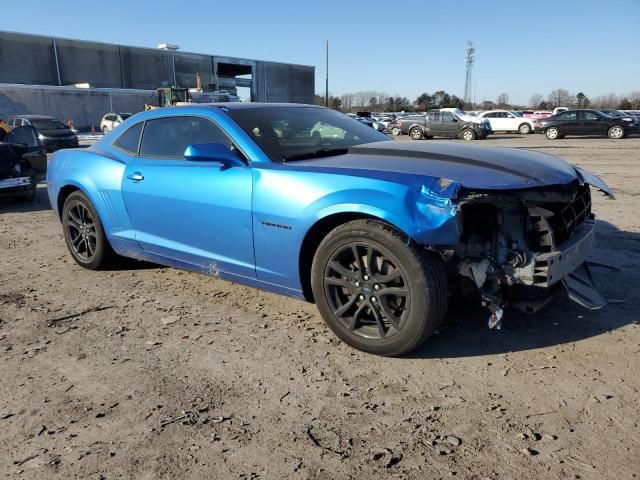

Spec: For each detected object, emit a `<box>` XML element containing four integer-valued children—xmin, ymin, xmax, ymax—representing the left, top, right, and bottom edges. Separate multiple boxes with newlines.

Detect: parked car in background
<box><xmin>0</xmin><ymin>126</ymin><xmax>46</xmax><ymax>202</ymax></box>
<box><xmin>598</xmin><ymin>109</ymin><xmax>640</xmax><ymax>126</ymax></box>
<box><xmin>100</xmin><ymin>113</ymin><xmax>133</xmax><ymax>133</ymax></box>
<box><xmin>47</xmin><ymin>103</ymin><xmax>613</xmax><ymax>355</ymax></box>
<box><xmin>347</xmin><ymin>113</ymin><xmax>375</xmax><ymax>129</ymax></box>
<box><xmin>524</xmin><ymin>110</ymin><xmax>553</xmax><ymax>119</ymax></box>
<box><xmin>478</xmin><ymin>110</ymin><xmax>535</xmax><ymax>134</ymax></box>
<box><xmin>402</xmin><ymin>109</ymin><xmax>491</xmax><ymax>140</ymax></box>
<box><xmin>535</xmin><ymin>109</ymin><xmax>637</xmax><ymax>139</ymax></box>
<box><xmin>7</xmin><ymin>115</ymin><xmax>78</xmax><ymax>152</ymax></box>
<box><xmin>387</xmin><ymin>119</ymin><xmax>402</xmax><ymax>136</ymax></box>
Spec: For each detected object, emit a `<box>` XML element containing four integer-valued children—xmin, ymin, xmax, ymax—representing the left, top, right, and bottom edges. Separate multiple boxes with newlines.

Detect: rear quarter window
<box><xmin>113</xmin><ymin>122</ymin><xmax>143</xmax><ymax>154</ymax></box>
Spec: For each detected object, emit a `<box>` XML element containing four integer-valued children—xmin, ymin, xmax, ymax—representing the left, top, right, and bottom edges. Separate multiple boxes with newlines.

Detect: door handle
<box><xmin>127</xmin><ymin>172</ymin><xmax>144</xmax><ymax>182</ymax></box>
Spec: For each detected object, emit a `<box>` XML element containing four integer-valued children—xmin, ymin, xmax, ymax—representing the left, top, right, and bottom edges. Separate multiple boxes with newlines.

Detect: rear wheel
<box><xmin>518</xmin><ymin>123</ymin><xmax>532</xmax><ymax>134</ymax></box>
<box><xmin>545</xmin><ymin>127</ymin><xmax>560</xmax><ymax>140</ymax></box>
<box><xmin>311</xmin><ymin>219</ymin><xmax>448</xmax><ymax>356</ymax></box>
<box><xmin>410</xmin><ymin>127</ymin><xmax>424</xmax><ymax>140</ymax></box>
<box><xmin>460</xmin><ymin>129</ymin><xmax>476</xmax><ymax>141</ymax></box>
<box><xmin>102</xmin><ymin>126</ymin><xmax>109</xmax><ymax>134</ymax></box>
<box><xmin>608</xmin><ymin>125</ymin><xmax>625</xmax><ymax>139</ymax></box>
<box><xmin>62</xmin><ymin>191</ymin><xmax>117</xmax><ymax>270</ymax></box>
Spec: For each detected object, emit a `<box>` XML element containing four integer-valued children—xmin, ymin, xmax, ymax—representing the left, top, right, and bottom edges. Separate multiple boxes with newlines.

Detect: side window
<box><xmin>21</xmin><ymin>119</ymin><xmax>29</xmax><ymax>126</ymax></box>
<box><xmin>140</xmin><ymin>116</ymin><xmax>231</xmax><ymax>158</ymax></box>
<box><xmin>583</xmin><ymin>111</ymin><xmax>600</xmax><ymax>120</ymax></box>
<box><xmin>556</xmin><ymin>112</ymin><xmax>577</xmax><ymax>121</ymax></box>
<box><xmin>441</xmin><ymin>112</ymin><xmax>454</xmax><ymax>122</ymax></box>
<box><xmin>113</xmin><ymin>122</ymin><xmax>143</xmax><ymax>154</ymax></box>
<box><xmin>6</xmin><ymin>126</ymin><xmax>39</xmax><ymax>147</ymax></box>
<box><xmin>430</xmin><ymin>112</ymin><xmax>441</xmax><ymax>122</ymax></box>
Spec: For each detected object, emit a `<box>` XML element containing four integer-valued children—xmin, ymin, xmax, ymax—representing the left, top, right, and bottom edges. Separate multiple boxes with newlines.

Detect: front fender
<box><xmin>252</xmin><ymin>167</ymin><xmax>461</xmax><ymax>291</ymax></box>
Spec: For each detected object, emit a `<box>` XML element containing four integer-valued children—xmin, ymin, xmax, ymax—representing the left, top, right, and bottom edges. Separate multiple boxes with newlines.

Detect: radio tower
<box><xmin>463</xmin><ymin>41</ymin><xmax>475</xmax><ymax>106</ymax></box>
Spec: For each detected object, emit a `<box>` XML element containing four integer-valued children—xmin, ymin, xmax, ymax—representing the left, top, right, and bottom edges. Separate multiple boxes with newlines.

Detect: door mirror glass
<box><xmin>184</xmin><ymin>143</ymin><xmax>245</xmax><ymax>167</ymax></box>
<box><xmin>5</xmin><ymin>126</ymin><xmax>40</xmax><ymax>147</ymax></box>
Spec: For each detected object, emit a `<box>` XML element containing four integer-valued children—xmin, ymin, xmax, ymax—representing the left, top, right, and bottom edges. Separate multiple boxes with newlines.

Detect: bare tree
<box><xmin>529</xmin><ymin>93</ymin><xmax>543</xmax><ymax>108</ymax></box>
<box><xmin>591</xmin><ymin>93</ymin><xmax>620</xmax><ymax>109</ymax></box>
<box><xmin>547</xmin><ymin>89</ymin><xmax>572</xmax><ymax>107</ymax></box>
<box><xmin>496</xmin><ymin>93</ymin><xmax>509</xmax><ymax>107</ymax></box>
<box><xmin>629</xmin><ymin>91</ymin><xmax>640</xmax><ymax>109</ymax></box>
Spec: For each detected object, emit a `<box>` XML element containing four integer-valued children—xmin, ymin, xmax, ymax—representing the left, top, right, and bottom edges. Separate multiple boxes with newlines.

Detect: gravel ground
<box><xmin>0</xmin><ymin>134</ymin><xmax>639</xmax><ymax>479</ymax></box>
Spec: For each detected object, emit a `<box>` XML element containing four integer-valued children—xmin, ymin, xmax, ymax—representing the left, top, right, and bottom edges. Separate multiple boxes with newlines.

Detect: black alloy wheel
<box><xmin>323</xmin><ymin>242</ymin><xmax>409</xmax><ymax>340</ymax></box>
<box><xmin>311</xmin><ymin>219</ymin><xmax>448</xmax><ymax>356</ymax></box>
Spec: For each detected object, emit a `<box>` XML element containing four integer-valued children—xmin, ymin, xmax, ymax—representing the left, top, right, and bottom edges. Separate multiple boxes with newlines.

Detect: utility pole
<box><xmin>325</xmin><ymin>41</ymin><xmax>329</xmax><ymax>107</ymax></box>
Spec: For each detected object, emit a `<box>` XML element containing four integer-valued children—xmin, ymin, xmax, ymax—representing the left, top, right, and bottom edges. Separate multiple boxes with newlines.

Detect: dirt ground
<box><xmin>1</xmin><ymin>134</ymin><xmax>639</xmax><ymax>480</ymax></box>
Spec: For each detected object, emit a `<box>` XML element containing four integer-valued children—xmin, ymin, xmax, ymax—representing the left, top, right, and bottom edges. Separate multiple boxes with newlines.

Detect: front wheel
<box><xmin>311</xmin><ymin>220</ymin><xmax>448</xmax><ymax>356</ymax></box>
<box><xmin>102</xmin><ymin>126</ymin><xmax>109</xmax><ymax>134</ymax></box>
<box><xmin>410</xmin><ymin>127</ymin><xmax>424</xmax><ymax>140</ymax></box>
<box><xmin>518</xmin><ymin>123</ymin><xmax>532</xmax><ymax>134</ymax></box>
<box><xmin>460</xmin><ymin>129</ymin><xmax>476</xmax><ymax>141</ymax></box>
<box><xmin>391</xmin><ymin>127</ymin><xmax>401</xmax><ymax>136</ymax></box>
<box><xmin>608</xmin><ymin>125</ymin><xmax>625</xmax><ymax>139</ymax></box>
<box><xmin>62</xmin><ymin>191</ymin><xmax>117</xmax><ymax>270</ymax></box>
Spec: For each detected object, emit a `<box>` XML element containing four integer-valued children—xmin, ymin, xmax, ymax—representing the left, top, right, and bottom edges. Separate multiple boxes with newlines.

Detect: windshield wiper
<box><xmin>283</xmin><ymin>147</ymin><xmax>348</xmax><ymax>162</ymax></box>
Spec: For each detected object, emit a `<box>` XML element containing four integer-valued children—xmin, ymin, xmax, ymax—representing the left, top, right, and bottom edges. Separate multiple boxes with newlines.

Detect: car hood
<box><xmin>39</xmin><ymin>128</ymin><xmax>75</xmax><ymax>138</ymax></box>
<box><xmin>290</xmin><ymin>141</ymin><xmax>614</xmax><ymax>195</ymax></box>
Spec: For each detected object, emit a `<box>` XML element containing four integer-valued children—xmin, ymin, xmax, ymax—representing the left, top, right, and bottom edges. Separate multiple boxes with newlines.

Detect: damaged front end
<box><xmin>434</xmin><ymin>177</ymin><xmax>613</xmax><ymax>329</ymax></box>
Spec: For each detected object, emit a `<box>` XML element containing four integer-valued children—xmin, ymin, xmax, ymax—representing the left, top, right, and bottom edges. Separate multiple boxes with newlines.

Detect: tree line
<box><xmin>315</xmin><ymin>89</ymin><xmax>640</xmax><ymax>112</ymax></box>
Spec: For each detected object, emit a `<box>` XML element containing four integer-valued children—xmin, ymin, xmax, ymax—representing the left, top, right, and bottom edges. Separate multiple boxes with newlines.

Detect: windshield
<box><xmin>511</xmin><ymin>111</ymin><xmax>523</xmax><ymax>117</ymax></box>
<box><xmin>227</xmin><ymin>107</ymin><xmax>389</xmax><ymax>162</ymax></box>
<box><xmin>31</xmin><ymin>119</ymin><xmax>67</xmax><ymax>130</ymax></box>
<box><xmin>120</xmin><ymin>114</ymin><xmax>133</xmax><ymax>120</ymax></box>
<box><xmin>600</xmin><ymin>110</ymin><xmax>624</xmax><ymax>117</ymax></box>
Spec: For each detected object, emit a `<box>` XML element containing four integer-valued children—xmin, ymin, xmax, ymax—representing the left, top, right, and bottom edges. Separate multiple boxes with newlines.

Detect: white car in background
<box><xmin>99</xmin><ymin>112</ymin><xmax>133</xmax><ymax>133</ymax></box>
<box><xmin>478</xmin><ymin>110</ymin><xmax>535</xmax><ymax>134</ymax></box>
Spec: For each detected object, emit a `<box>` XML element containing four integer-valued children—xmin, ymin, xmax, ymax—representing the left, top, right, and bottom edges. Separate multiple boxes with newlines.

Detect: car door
<box><xmin>440</xmin><ymin>111</ymin><xmax>458</xmax><ymax>137</ymax></box>
<box><xmin>579</xmin><ymin>110</ymin><xmax>606</xmax><ymax>135</ymax></box>
<box><xmin>502</xmin><ymin>112</ymin><xmax>519</xmax><ymax>131</ymax></box>
<box><xmin>3</xmin><ymin>126</ymin><xmax>47</xmax><ymax>175</ymax></box>
<box><xmin>554</xmin><ymin>111</ymin><xmax>580</xmax><ymax>134</ymax></box>
<box><xmin>426</xmin><ymin>111</ymin><xmax>443</xmax><ymax>136</ymax></box>
<box><xmin>120</xmin><ymin>115</ymin><xmax>256</xmax><ymax>279</ymax></box>
<box><xmin>484</xmin><ymin>112</ymin><xmax>505</xmax><ymax>132</ymax></box>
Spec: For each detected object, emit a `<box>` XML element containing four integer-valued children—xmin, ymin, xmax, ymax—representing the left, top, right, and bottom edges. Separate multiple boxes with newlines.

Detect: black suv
<box><xmin>400</xmin><ymin>110</ymin><xmax>490</xmax><ymax>140</ymax></box>
<box><xmin>8</xmin><ymin>115</ymin><xmax>79</xmax><ymax>152</ymax></box>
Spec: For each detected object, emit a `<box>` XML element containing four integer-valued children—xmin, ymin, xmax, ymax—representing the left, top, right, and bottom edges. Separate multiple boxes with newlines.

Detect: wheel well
<box><xmin>57</xmin><ymin>185</ymin><xmax>80</xmax><ymax>217</ymax></box>
<box><xmin>299</xmin><ymin>212</ymin><xmax>379</xmax><ymax>303</ymax></box>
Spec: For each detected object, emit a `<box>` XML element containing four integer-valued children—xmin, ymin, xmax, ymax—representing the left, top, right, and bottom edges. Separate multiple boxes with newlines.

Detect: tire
<box><xmin>460</xmin><ymin>129</ymin><xmax>476</xmax><ymax>141</ymax></box>
<box><xmin>391</xmin><ymin>127</ymin><xmax>401</xmax><ymax>136</ymax></box>
<box><xmin>545</xmin><ymin>127</ymin><xmax>560</xmax><ymax>140</ymax></box>
<box><xmin>102</xmin><ymin>126</ymin><xmax>109</xmax><ymax>134</ymax></box>
<box><xmin>61</xmin><ymin>191</ymin><xmax>117</xmax><ymax>270</ymax></box>
<box><xmin>518</xmin><ymin>123</ymin><xmax>532</xmax><ymax>134</ymax></box>
<box><xmin>310</xmin><ymin>219</ymin><xmax>448</xmax><ymax>356</ymax></box>
<box><xmin>409</xmin><ymin>127</ymin><xmax>424</xmax><ymax>140</ymax></box>
<box><xmin>608</xmin><ymin>125</ymin><xmax>625</xmax><ymax>139</ymax></box>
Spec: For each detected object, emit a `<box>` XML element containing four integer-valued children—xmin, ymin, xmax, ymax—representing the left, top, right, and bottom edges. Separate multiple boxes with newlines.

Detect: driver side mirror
<box><xmin>184</xmin><ymin>143</ymin><xmax>246</xmax><ymax>167</ymax></box>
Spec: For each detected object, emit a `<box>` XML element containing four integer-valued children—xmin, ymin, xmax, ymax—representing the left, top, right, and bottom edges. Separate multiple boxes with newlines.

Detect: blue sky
<box><xmin>1</xmin><ymin>0</ymin><xmax>639</xmax><ymax>104</ymax></box>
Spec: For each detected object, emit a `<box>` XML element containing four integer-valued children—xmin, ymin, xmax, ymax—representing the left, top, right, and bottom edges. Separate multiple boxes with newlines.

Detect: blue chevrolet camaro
<box><xmin>47</xmin><ymin>103</ymin><xmax>614</xmax><ymax>355</ymax></box>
